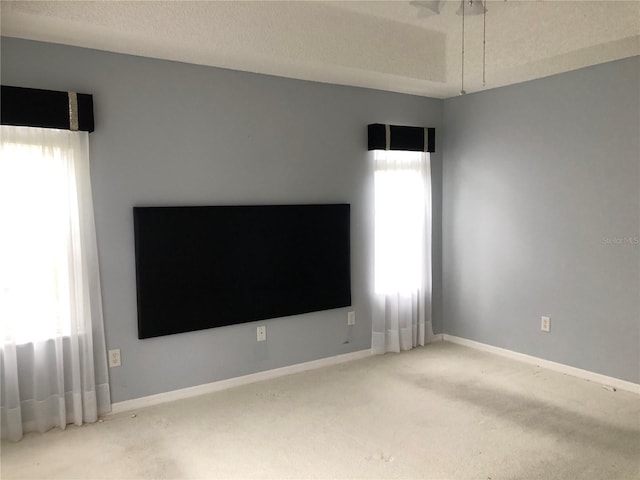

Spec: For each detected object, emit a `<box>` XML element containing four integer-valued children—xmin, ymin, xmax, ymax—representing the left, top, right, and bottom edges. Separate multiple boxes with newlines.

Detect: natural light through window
<box><xmin>0</xmin><ymin>128</ymin><xmax>76</xmax><ymax>344</ymax></box>
<box><xmin>374</xmin><ymin>149</ymin><xmax>428</xmax><ymax>295</ymax></box>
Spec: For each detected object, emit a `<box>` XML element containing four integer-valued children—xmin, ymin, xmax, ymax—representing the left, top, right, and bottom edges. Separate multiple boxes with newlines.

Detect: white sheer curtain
<box><xmin>371</xmin><ymin>149</ymin><xmax>434</xmax><ymax>354</ymax></box>
<box><xmin>0</xmin><ymin>125</ymin><xmax>110</xmax><ymax>441</ymax></box>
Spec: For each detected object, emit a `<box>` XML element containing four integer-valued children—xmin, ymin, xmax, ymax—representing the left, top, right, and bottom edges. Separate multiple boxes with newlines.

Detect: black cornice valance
<box><xmin>368</xmin><ymin>123</ymin><xmax>435</xmax><ymax>153</ymax></box>
<box><xmin>1</xmin><ymin>85</ymin><xmax>94</xmax><ymax>132</ymax></box>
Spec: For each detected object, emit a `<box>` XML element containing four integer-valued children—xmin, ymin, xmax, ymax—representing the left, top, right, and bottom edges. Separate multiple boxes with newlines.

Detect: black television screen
<box><xmin>133</xmin><ymin>204</ymin><xmax>351</xmax><ymax>339</ymax></box>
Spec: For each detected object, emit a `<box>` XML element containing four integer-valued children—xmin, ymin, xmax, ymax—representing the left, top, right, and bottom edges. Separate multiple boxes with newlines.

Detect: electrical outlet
<box><xmin>541</xmin><ymin>316</ymin><xmax>550</xmax><ymax>332</ymax></box>
<box><xmin>108</xmin><ymin>349</ymin><xmax>121</xmax><ymax>368</ymax></box>
<box><xmin>256</xmin><ymin>325</ymin><xmax>267</xmax><ymax>342</ymax></box>
<box><xmin>347</xmin><ymin>311</ymin><xmax>356</xmax><ymax>326</ymax></box>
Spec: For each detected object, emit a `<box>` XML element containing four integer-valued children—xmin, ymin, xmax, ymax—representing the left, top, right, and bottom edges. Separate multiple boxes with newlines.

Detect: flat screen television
<box><xmin>133</xmin><ymin>204</ymin><xmax>351</xmax><ymax>339</ymax></box>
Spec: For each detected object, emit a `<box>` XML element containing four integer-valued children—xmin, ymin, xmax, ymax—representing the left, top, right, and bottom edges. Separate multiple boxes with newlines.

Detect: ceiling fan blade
<box><xmin>410</xmin><ymin>0</ymin><xmax>443</xmax><ymax>17</ymax></box>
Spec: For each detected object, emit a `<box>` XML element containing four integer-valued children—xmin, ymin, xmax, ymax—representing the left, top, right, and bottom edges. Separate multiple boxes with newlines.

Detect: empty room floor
<box><xmin>2</xmin><ymin>342</ymin><xmax>639</xmax><ymax>479</ymax></box>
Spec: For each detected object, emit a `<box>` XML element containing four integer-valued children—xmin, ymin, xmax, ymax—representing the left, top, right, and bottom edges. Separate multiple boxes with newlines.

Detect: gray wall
<box><xmin>1</xmin><ymin>38</ymin><xmax>443</xmax><ymax>403</ymax></box>
<box><xmin>3</xmin><ymin>36</ymin><xmax>636</xmax><ymax>400</ymax></box>
<box><xmin>443</xmin><ymin>57</ymin><xmax>640</xmax><ymax>383</ymax></box>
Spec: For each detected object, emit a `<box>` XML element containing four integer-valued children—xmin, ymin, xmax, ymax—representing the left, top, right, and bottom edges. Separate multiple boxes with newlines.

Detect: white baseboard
<box><xmin>442</xmin><ymin>334</ymin><xmax>640</xmax><ymax>394</ymax></box>
<box><xmin>110</xmin><ymin>335</ymin><xmax>637</xmax><ymax>414</ymax></box>
<box><xmin>110</xmin><ymin>349</ymin><xmax>372</xmax><ymax>414</ymax></box>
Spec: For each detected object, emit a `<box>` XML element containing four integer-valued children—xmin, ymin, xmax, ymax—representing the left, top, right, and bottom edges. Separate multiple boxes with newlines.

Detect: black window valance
<box><xmin>1</xmin><ymin>85</ymin><xmax>94</xmax><ymax>132</ymax></box>
<box><xmin>368</xmin><ymin>123</ymin><xmax>435</xmax><ymax>153</ymax></box>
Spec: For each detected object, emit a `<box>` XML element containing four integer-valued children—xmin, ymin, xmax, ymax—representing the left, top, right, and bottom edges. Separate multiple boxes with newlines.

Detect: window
<box><xmin>374</xmin><ymin>149</ymin><xmax>430</xmax><ymax>294</ymax></box>
<box><xmin>371</xmin><ymin>148</ymin><xmax>433</xmax><ymax>353</ymax></box>
<box><xmin>0</xmin><ymin>126</ymin><xmax>84</xmax><ymax>344</ymax></box>
<box><xmin>1</xmin><ymin>105</ymin><xmax>110</xmax><ymax>442</ymax></box>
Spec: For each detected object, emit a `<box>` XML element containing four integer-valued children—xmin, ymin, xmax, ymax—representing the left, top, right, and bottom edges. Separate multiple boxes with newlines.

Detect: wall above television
<box><xmin>133</xmin><ymin>204</ymin><xmax>352</xmax><ymax>339</ymax></box>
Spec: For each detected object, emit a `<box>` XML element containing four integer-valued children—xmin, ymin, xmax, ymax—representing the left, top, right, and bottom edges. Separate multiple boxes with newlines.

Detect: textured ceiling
<box><xmin>1</xmin><ymin>0</ymin><xmax>639</xmax><ymax>98</ymax></box>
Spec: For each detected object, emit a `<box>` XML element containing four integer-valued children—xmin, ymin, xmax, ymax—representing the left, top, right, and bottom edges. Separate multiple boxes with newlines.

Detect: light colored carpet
<box><xmin>1</xmin><ymin>341</ymin><xmax>639</xmax><ymax>479</ymax></box>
